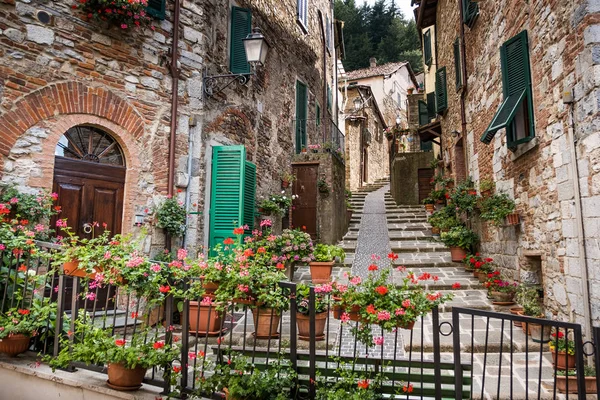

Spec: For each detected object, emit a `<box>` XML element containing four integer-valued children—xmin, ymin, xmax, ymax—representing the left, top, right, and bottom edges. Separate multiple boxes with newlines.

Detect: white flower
<box><xmin>281</xmin><ymin>190</ymin><xmax>285</xmax><ymax>194</ymax></box>
<box><xmin>27</xmin><ymin>270</ymin><xmax>36</xmax><ymax>276</ymax></box>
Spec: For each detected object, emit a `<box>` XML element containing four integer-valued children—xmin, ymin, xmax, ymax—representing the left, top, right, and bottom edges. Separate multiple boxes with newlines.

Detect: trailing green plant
<box><xmin>280</xmin><ymin>171</ymin><xmax>296</xmax><ymax>183</ymax></box>
<box><xmin>0</xmin><ymin>300</ymin><xmax>55</xmax><ymax>339</ymax></box>
<box><xmin>479</xmin><ymin>178</ymin><xmax>495</xmax><ymax>193</ymax></box>
<box><xmin>155</xmin><ymin>197</ymin><xmax>187</xmax><ymax>237</ymax></box>
<box><xmin>479</xmin><ymin>193</ymin><xmax>516</xmax><ymax>225</ymax></box>
<box><xmin>74</xmin><ymin>0</ymin><xmax>154</xmax><ymax>31</ymax></box>
<box><xmin>0</xmin><ymin>186</ymin><xmax>59</xmax><ymax>240</ymax></box>
<box><xmin>516</xmin><ymin>284</ymin><xmax>543</xmax><ymax>316</ymax></box>
<box><xmin>428</xmin><ymin>206</ymin><xmax>461</xmax><ymax>230</ymax></box>
<box><xmin>429</xmin><ymin>158</ymin><xmax>440</xmax><ymax>170</ymax></box>
<box><xmin>258</xmin><ymin>192</ymin><xmax>294</xmax><ymax>215</ymax></box>
<box><xmin>430</xmin><ymin>189</ymin><xmax>447</xmax><ymax>202</ymax></box>
<box><xmin>440</xmin><ymin>225</ymin><xmax>478</xmax><ymax>250</ymax></box>
<box><xmin>317</xmin><ymin>178</ymin><xmax>330</xmax><ymax>194</ymax></box>
<box><xmin>313</xmin><ymin>243</ymin><xmax>345</xmax><ymax>262</ymax></box>
<box><xmin>449</xmin><ymin>178</ymin><xmax>479</xmax><ymax>213</ymax></box>
<box><xmin>422</xmin><ymin>197</ymin><xmax>435</xmax><ymax>205</ymax></box>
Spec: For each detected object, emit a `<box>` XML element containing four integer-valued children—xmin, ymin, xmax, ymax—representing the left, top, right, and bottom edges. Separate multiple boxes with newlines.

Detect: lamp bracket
<box><xmin>203</xmin><ymin>69</ymin><xmax>254</xmax><ymax>99</ymax></box>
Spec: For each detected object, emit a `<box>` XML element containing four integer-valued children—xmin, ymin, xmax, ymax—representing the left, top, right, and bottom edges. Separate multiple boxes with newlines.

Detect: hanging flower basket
<box><xmin>75</xmin><ymin>0</ymin><xmax>154</xmax><ymax>31</ymax></box>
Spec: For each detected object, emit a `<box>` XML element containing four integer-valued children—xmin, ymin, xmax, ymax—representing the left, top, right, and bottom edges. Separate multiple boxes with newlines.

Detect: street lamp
<box><xmin>353</xmin><ymin>97</ymin><xmax>362</xmax><ymax>112</ymax></box>
<box><xmin>395</xmin><ymin>116</ymin><xmax>401</xmax><ymax>126</ymax></box>
<box><xmin>203</xmin><ymin>27</ymin><xmax>269</xmax><ymax>98</ymax></box>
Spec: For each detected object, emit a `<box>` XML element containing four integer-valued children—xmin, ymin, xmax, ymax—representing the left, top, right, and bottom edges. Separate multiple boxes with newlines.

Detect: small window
<box><xmin>297</xmin><ymin>0</ymin><xmax>308</xmax><ymax>32</ymax></box>
<box><xmin>424</xmin><ymin>29</ymin><xmax>432</xmax><ymax>67</ymax></box>
<box><xmin>462</xmin><ymin>0</ymin><xmax>479</xmax><ymax>28</ymax></box>
<box><xmin>230</xmin><ymin>7</ymin><xmax>252</xmax><ymax>74</ymax></box>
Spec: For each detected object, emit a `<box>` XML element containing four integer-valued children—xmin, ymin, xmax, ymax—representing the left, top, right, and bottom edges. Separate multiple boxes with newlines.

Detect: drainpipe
<box><xmin>458</xmin><ymin>0</ymin><xmax>469</xmax><ymax>177</ymax></box>
<box><xmin>167</xmin><ymin>0</ymin><xmax>181</xmax><ymax>197</ymax></box>
<box><xmin>318</xmin><ymin>11</ymin><xmax>328</xmax><ymax>142</ymax></box>
<box><xmin>567</xmin><ymin>99</ymin><xmax>592</xmax><ymax>341</ymax></box>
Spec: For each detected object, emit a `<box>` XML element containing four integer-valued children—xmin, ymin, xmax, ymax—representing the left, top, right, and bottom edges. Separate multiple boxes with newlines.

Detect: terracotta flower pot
<box><xmin>556</xmin><ymin>375</ymin><xmax>597</xmax><ymax>394</ymax></box>
<box><xmin>106</xmin><ymin>362</ymin><xmax>147</xmax><ymax>391</ymax></box>
<box><xmin>251</xmin><ymin>307</ymin><xmax>280</xmax><ymax>339</ymax></box>
<box><xmin>332</xmin><ymin>302</ymin><xmax>361</xmax><ymax>321</ymax></box>
<box><xmin>477</xmin><ymin>271</ymin><xmax>488</xmax><ymax>283</ymax></box>
<box><xmin>450</xmin><ymin>247</ymin><xmax>467</xmax><ymax>262</ymax></box>
<box><xmin>62</xmin><ymin>261</ymin><xmax>98</xmax><ymax>279</ymax></box>
<box><xmin>188</xmin><ymin>301</ymin><xmax>225</xmax><ymax>336</ymax></box>
<box><xmin>281</xmin><ymin>180</ymin><xmax>290</xmax><ymax>188</ymax></box>
<box><xmin>309</xmin><ymin>261</ymin><xmax>334</xmax><ymax>284</ymax></box>
<box><xmin>296</xmin><ymin>311</ymin><xmax>328</xmax><ymax>341</ymax></box>
<box><xmin>506</xmin><ymin>213</ymin><xmax>520</xmax><ymax>225</ymax></box>
<box><xmin>399</xmin><ymin>320</ymin><xmax>415</xmax><ymax>330</ymax></box>
<box><xmin>510</xmin><ymin>306</ymin><xmax>523</xmax><ymax>327</ymax></box>
<box><xmin>431</xmin><ymin>226</ymin><xmax>441</xmax><ymax>235</ymax></box>
<box><xmin>0</xmin><ymin>334</ymin><xmax>30</xmax><ymax>357</ymax></box>
<box><xmin>481</xmin><ymin>189</ymin><xmax>492</xmax><ymax>198</ymax></box>
<box><xmin>200</xmin><ymin>278</ymin><xmax>219</xmax><ymax>295</ymax></box>
<box><xmin>529</xmin><ymin>323</ymin><xmax>552</xmax><ymax>343</ymax></box>
<box><xmin>551</xmin><ymin>351</ymin><xmax>576</xmax><ymax>370</ymax></box>
<box><xmin>491</xmin><ymin>291</ymin><xmax>515</xmax><ymax>305</ymax></box>
<box><xmin>517</xmin><ymin>311</ymin><xmax>532</xmax><ymax>335</ymax></box>
<box><xmin>473</xmin><ymin>269</ymin><xmax>480</xmax><ymax>278</ymax></box>
<box><xmin>425</xmin><ymin>204</ymin><xmax>435</xmax><ymax>212</ymax></box>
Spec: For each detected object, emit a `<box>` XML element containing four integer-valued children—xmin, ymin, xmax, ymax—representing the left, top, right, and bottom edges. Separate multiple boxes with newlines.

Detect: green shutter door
<box><xmin>435</xmin><ymin>67</ymin><xmax>448</xmax><ymax>114</ymax></box>
<box><xmin>242</xmin><ymin>161</ymin><xmax>256</xmax><ymax>231</ymax></box>
<box><xmin>147</xmin><ymin>0</ymin><xmax>166</xmax><ymax>19</ymax></box>
<box><xmin>230</xmin><ymin>7</ymin><xmax>252</xmax><ymax>74</ymax></box>
<box><xmin>295</xmin><ymin>81</ymin><xmax>308</xmax><ymax>153</ymax></box>
<box><xmin>209</xmin><ymin>146</ymin><xmax>246</xmax><ymax>251</ymax></box>
<box><xmin>418</xmin><ymin>100</ymin><xmax>429</xmax><ymax>126</ymax></box>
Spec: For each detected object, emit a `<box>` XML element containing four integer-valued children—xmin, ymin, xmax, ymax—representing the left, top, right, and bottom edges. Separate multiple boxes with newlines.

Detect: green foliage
<box><xmin>421</xmin><ymin>197</ymin><xmax>435</xmax><ymax>205</ymax></box>
<box><xmin>296</xmin><ymin>283</ymin><xmax>331</xmax><ymax>315</ymax></box>
<box><xmin>0</xmin><ymin>186</ymin><xmax>59</xmax><ymax>240</ymax></box>
<box><xmin>479</xmin><ymin>179</ymin><xmax>495</xmax><ymax>193</ymax></box>
<box><xmin>258</xmin><ymin>192</ymin><xmax>293</xmax><ymax>216</ymax></box>
<box><xmin>315</xmin><ymin>359</ymin><xmax>396</xmax><ymax>399</ymax></box>
<box><xmin>449</xmin><ymin>178</ymin><xmax>478</xmax><ymax>213</ymax></box>
<box><xmin>440</xmin><ymin>225</ymin><xmax>478</xmax><ymax>250</ymax></box>
<box><xmin>479</xmin><ymin>193</ymin><xmax>516</xmax><ymax>225</ymax></box>
<box><xmin>317</xmin><ymin>178</ymin><xmax>331</xmax><ymax>194</ymax></box>
<box><xmin>313</xmin><ymin>243</ymin><xmax>345</xmax><ymax>262</ymax></box>
<box><xmin>155</xmin><ymin>197</ymin><xmax>187</xmax><ymax>237</ymax></box>
<box><xmin>516</xmin><ymin>285</ymin><xmax>543</xmax><ymax>316</ymax></box>
<box><xmin>428</xmin><ymin>206</ymin><xmax>460</xmax><ymax>230</ymax></box>
<box><xmin>0</xmin><ymin>300</ymin><xmax>55</xmax><ymax>339</ymax></box>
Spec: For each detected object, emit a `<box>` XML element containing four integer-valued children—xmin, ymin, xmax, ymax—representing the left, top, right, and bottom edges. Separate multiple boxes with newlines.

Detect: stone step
<box><xmin>387</xmin><ymin>223</ymin><xmax>431</xmax><ymax>231</ymax></box>
<box><xmin>393</xmin><ymin>266</ymin><xmax>481</xmax><ymax>289</ymax></box>
<box><xmin>391</xmin><ymin>252</ymin><xmax>455</xmax><ymax>266</ymax></box>
<box><xmin>386</xmin><ymin>217</ymin><xmax>428</xmax><ymax>223</ymax></box>
<box><xmin>389</xmin><ymin>231</ymin><xmax>434</xmax><ymax>240</ymax></box>
<box><xmin>389</xmin><ymin>240</ymin><xmax>449</xmax><ymax>253</ymax></box>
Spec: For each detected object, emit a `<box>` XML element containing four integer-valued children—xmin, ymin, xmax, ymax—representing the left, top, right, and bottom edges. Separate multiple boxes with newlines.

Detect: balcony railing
<box><xmin>292</xmin><ymin>118</ymin><xmax>345</xmax><ymax>164</ymax></box>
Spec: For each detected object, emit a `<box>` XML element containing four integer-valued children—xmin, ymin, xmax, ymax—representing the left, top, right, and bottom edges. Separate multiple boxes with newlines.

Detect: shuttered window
<box><xmin>295</xmin><ymin>81</ymin><xmax>308</xmax><ymax>153</ymax></box>
<box><xmin>424</xmin><ymin>29</ymin><xmax>432</xmax><ymax>67</ymax></box>
<box><xmin>230</xmin><ymin>7</ymin><xmax>252</xmax><ymax>74</ymax></box>
<box><xmin>454</xmin><ymin>38</ymin><xmax>462</xmax><ymax>90</ymax></box>
<box><xmin>327</xmin><ymin>85</ymin><xmax>332</xmax><ymax>112</ymax></box>
<box><xmin>209</xmin><ymin>146</ymin><xmax>256</xmax><ymax>252</ymax></box>
<box><xmin>316</xmin><ymin>103</ymin><xmax>321</xmax><ymax>126</ymax></box>
<box><xmin>297</xmin><ymin>0</ymin><xmax>308</xmax><ymax>32</ymax></box>
<box><xmin>435</xmin><ymin>67</ymin><xmax>448</xmax><ymax>114</ymax></box>
<box><xmin>326</xmin><ymin>15</ymin><xmax>331</xmax><ymax>50</ymax></box>
<box><xmin>462</xmin><ymin>0</ymin><xmax>479</xmax><ymax>28</ymax></box>
<box><xmin>147</xmin><ymin>0</ymin><xmax>166</xmax><ymax>19</ymax></box>
<box><xmin>426</xmin><ymin>92</ymin><xmax>436</xmax><ymax>120</ymax></box>
<box><xmin>481</xmin><ymin>31</ymin><xmax>534</xmax><ymax>148</ymax></box>
<box><xmin>418</xmin><ymin>100</ymin><xmax>429</xmax><ymax>126</ymax></box>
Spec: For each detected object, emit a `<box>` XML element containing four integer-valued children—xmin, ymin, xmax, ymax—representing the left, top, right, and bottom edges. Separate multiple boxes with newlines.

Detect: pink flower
<box><xmin>377</xmin><ymin>310</ymin><xmax>391</xmax><ymax>321</ymax></box>
<box><xmin>237</xmin><ymin>284</ymin><xmax>249</xmax><ymax>293</ymax></box>
<box><xmin>104</xmin><ymin>251</ymin><xmax>112</xmax><ymax>260</ymax></box>
<box><xmin>315</xmin><ymin>283</ymin><xmax>332</xmax><ymax>293</ymax></box>
<box><xmin>373</xmin><ymin>336</ymin><xmax>384</xmax><ymax>346</ymax></box>
<box><xmin>177</xmin><ymin>248</ymin><xmax>187</xmax><ymax>260</ymax></box>
<box><xmin>349</xmin><ymin>276</ymin><xmax>362</xmax><ymax>286</ymax></box>
<box><xmin>200</xmin><ymin>296</ymin><xmax>213</xmax><ymax>306</ymax></box>
<box><xmin>9</xmin><ymin>197</ymin><xmax>18</xmax><ymax>204</ymax></box>
<box><xmin>402</xmin><ymin>299</ymin><xmax>412</xmax><ymax>308</ymax></box>
<box><xmin>34</xmin><ymin>224</ymin><xmax>45</xmax><ymax>232</ymax></box>
<box><xmin>121</xmin><ymin>23</ymin><xmax>128</xmax><ymax>29</ymax></box>
<box><xmin>51</xmin><ymin>192</ymin><xmax>58</xmax><ymax>200</ymax></box>
<box><xmin>0</xmin><ymin>244</ymin><xmax>5</xmax><ymax>251</ymax></box>
<box><xmin>340</xmin><ymin>312</ymin><xmax>350</xmax><ymax>323</ymax></box>
<box><xmin>151</xmin><ymin>264</ymin><xmax>162</xmax><ymax>273</ymax></box>
<box><xmin>56</xmin><ymin>219</ymin><xmax>67</xmax><ymax>228</ymax></box>
<box><xmin>260</xmin><ymin>219</ymin><xmax>272</xmax><ymax>227</ymax></box>
<box><xmin>86</xmin><ymin>292</ymin><xmax>96</xmax><ymax>301</ymax></box>
<box><xmin>395</xmin><ymin>308</ymin><xmax>405</xmax><ymax>316</ymax></box>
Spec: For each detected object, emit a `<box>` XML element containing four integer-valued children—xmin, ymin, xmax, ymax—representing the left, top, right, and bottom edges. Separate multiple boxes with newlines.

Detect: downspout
<box><xmin>458</xmin><ymin>0</ymin><xmax>469</xmax><ymax>176</ymax></box>
<box><xmin>568</xmin><ymin>99</ymin><xmax>593</xmax><ymax>341</ymax></box>
<box><xmin>318</xmin><ymin>11</ymin><xmax>328</xmax><ymax>142</ymax></box>
<box><xmin>168</xmin><ymin>0</ymin><xmax>182</xmax><ymax>197</ymax></box>
<box><xmin>166</xmin><ymin>0</ymin><xmax>181</xmax><ymax>250</ymax></box>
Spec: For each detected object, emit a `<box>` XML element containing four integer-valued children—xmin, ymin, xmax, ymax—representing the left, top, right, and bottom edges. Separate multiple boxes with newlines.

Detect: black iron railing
<box><xmin>292</xmin><ymin>118</ymin><xmax>345</xmax><ymax>164</ymax></box>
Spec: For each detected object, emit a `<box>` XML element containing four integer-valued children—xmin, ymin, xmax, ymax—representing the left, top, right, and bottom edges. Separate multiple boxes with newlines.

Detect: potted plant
<box><xmin>488</xmin><ymin>278</ymin><xmax>518</xmax><ymax>305</ymax></box>
<box><xmin>268</xmin><ymin>228</ymin><xmax>314</xmax><ymax>279</ymax></box>
<box><xmin>0</xmin><ymin>186</ymin><xmax>59</xmax><ymax>240</ymax></box>
<box><xmin>479</xmin><ymin>193</ymin><xmax>516</xmax><ymax>226</ymax></box>
<box><xmin>506</xmin><ymin>211</ymin><xmax>520</xmax><ymax>226</ymax></box>
<box><xmin>556</xmin><ymin>366</ymin><xmax>596</xmax><ymax>394</ymax></box>
<box><xmin>449</xmin><ymin>178</ymin><xmax>479</xmax><ymax>214</ymax></box>
<box><xmin>47</xmin><ymin>318</ymin><xmax>179</xmax><ymax>391</ymax></box>
<box><xmin>440</xmin><ymin>226</ymin><xmax>478</xmax><ymax>262</ymax></box>
<box><xmin>549</xmin><ymin>330</ymin><xmax>577</xmax><ymax>370</ymax></box>
<box><xmin>0</xmin><ymin>301</ymin><xmax>55</xmax><ymax>357</ymax></box>
<box><xmin>474</xmin><ymin>258</ymin><xmax>494</xmax><ymax>282</ymax></box>
<box><xmin>429</xmin><ymin>158</ymin><xmax>440</xmax><ymax>170</ymax></box>
<box><xmin>310</xmin><ymin>244</ymin><xmax>344</xmax><ymax>284</ymax></box>
<box><xmin>308</xmin><ymin>144</ymin><xmax>321</xmax><ymax>153</ymax></box>
<box><xmin>74</xmin><ymin>0</ymin><xmax>154</xmax><ymax>31</ymax></box>
<box><xmin>155</xmin><ymin>196</ymin><xmax>187</xmax><ymax>238</ymax></box>
<box><xmin>407</xmin><ymin>86</ymin><xmax>415</xmax><ymax>94</ymax></box>
<box><xmin>258</xmin><ymin>192</ymin><xmax>293</xmax><ymax>216</ymax></box>
<box><xmin>280</xmin><ymin>171</ymin><xmax>296</xmax><ymax>188</ymax></box>
<box><xmin>422</xmin><ymin>197</ymin><xmax>435</xmax><ymax>213</ymax></box>
<box><xmin>479</xmin><ymin>179</ymin><xmax>495</xmax><ymax>197</ymax></box>
<box><xmin>295</xmin><ymin>283</ymin><xmax>331</xmax><ymax>341</ymax></box>
<box><xmin>317</xmin><ymin>177</ymin><xmax>330</xmax><ymax>194</ymax></box>
<box><xmin>315</xmin><ymin>360</ymin><xmax>391</xmax><ymax>399</ymax></box>
<box><xmin>430</xmin><ymin>189</ymin><xmax>447</xmax><ymax>205</ymax></box>
<box><xmin>515</xmin><ymin>285</ymin><xmax>543</xmax><ymax>335</ymax></box>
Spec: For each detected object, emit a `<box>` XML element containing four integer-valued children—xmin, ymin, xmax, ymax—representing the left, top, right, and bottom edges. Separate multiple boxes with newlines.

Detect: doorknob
<box><xmin>83</xmin><ymin>223</ymin><xmax>92</xmax><ymax>234</ymax></box>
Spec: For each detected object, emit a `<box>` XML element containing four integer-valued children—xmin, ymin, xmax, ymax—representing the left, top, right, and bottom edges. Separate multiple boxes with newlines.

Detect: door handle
<box><xmin>83</xmin><ymin>223</ymin><xmax>92</xmax><ymax>234</ymax></box>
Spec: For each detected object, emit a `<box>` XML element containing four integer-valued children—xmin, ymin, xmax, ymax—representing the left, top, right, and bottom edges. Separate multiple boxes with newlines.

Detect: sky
<box><xmin>362</xmin><ymin>0</ymin><xmax>416</xmax><ymax>21</ymax></box>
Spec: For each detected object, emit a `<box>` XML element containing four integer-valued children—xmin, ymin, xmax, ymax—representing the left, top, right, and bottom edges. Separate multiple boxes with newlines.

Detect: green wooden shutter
<box><xmin>426</xmin><ymin>92</ymin><xmax>436</xmax><ymax>120</ymax></box>
<box><xmin>454</xmin><ymin>38</ymin><xmax>462</xmax><ymax>90</ymax></box>
<box><xmin>418</xmin><ymin>100</ymin><xmax>429</xmax><ymax>126</ymax></box>
<box><xmin>230</xmin><ymin>7</ymin><xmax>252</xmax><ymax>74</ymax></box>
<box><xmin>147</xmin><ymin>0</ymin><xmax>166</xmax><ymax>19</ymax></box>
<box><xmin>420</xmin><ymin>140</ymin><xmax>433</xmax><ymax>152</ymax></box>
<box><xmin>316</xmin><ymin>103</ymin><xmax>321</xmax><ymax>126</ymax></box>
<box><xmin>209</xmin><ymin>146</ymin><xmax>246</xmax><ymax>251</ymax></box>
<box><xmin>481</xmin><ymin>31</ymin><xmax>534</xmax><ymax>146</ymax></box>
<box><xmin>295</xmin><ymin>81</ymin><xmax>308</xmax><ymax>153</ymax></box>
<box><xmin>435</xmin><ymin>67</ymin><xmax>448</xmax><ymax>114</ymax></box>
<box><xmin>242</xmin><ymin>161</ymin><xmax>256</xmax><ymax>231</ymax></box>
<box><xmin>424</xmin><ymin>30</ymin><xmax>432</xmax><ymax>67</ymax></box>
<box><xmin>462</xmin><ymin>0</ymin><xmax>479</xmax><ymax>28</ymax></box>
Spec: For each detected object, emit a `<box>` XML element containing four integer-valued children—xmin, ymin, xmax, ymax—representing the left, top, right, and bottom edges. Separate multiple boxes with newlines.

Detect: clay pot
<box><xmin>188</xmin><ymin>301</ymin><xmax>225</xmax><ymax>335</ymax></box>
<box><xmin>332</xmin><ymin>301</ymin><xmax>361</xmax><ymax>321</ymax></box>
<box><xmin>517</xmin><ymin>311</ymin><xmax>532</xmax><ymax>335</ymax></box>
<box><xmin>251</xmin><ymin>308</ymin><xmax>280</xmax><ymax>338</ymax></box>
<box><xmin>0</xmin><ymin>334</ymin><xmax>30</xmax><ymax>357</ymax></box>
<box><xmin>200</xmin><ymin>278</ymin><xmax>219</xmax><ymax>295</ymax></box>
<box><xmin>425</xmin><ymin>204</ymin><xmax>435</xmax><ymax>213</ymax></box>
<box><xmin>477</xmin><ymin>271</ymin><xmax>488</xmax><ymax>283</ymax></box>
<box><xmin>399</xmin><ymin>320</ymin><xmax>415</xmax><ymax>330</ymax></box>
<box><xmin>490</xmin><ymin>291</ymin><xmax>515</xmax><ymax>304</ymax></box>
<box><xmin>281</xmin><ymin>180</ymin><xmax>290</xmax><ymax>188</ymax></box>
<box><xmin>435</xmin><ymin>199</ymin><xmax>445</xmax><ymax>205</ymax></box>
<box><xmin>506</xmin><ymin>213</ymin><xmax>520</xmax><ymax>225</ymax></box>
<box><xmin>481</xmin><ymin>189</ymin><xmax>492</xmax><ymax>198</ymax></box>
<box><xmin>309</xmin><ymin>261</ymin><xmax>334</xmax><ymax>284</ymax></box>
<box><xmin>556</xmin><ymin>375</ymin><xmax>597</xmax><ymax>394</ymax></box>
<box><xmin>529</xmin><ymin>323</ymin><xmax>552</xmax><ymax>343</ymax></box>
<box><xmin>106</xmin><ymin>362</ymin><xmax>147</xmax><ymax>391</ymax></box>
<box><xmin>449</xmin><ymin>247</ymin><xmax>467</xmax><ymax>262</ymax></box>
<box><xmin>510</xmin><ymin>306</ymin><xmax>523</xmax><ymax>327</ymax></box>
<box><xmin>296</xmin><ymin>311</ymin><xmax>328</xmax><ymax>341</ymax></box>
<box><xmin>552</xmin><ymin>351</ymin><xmax>576</xmax><ymax>371</ymax></box>
<box><xmin>62</xmin><ymin>261</ymin><xmax>98</xmax><ymax>279</ymax></box>
<box><xmin>431</xmin><ymin>226</ymin><xmax>441</xmax><ymax>235</ymax></box>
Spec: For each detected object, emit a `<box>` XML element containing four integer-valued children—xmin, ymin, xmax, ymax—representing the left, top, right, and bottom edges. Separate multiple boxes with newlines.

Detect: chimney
<box><xmin>369</xmin><ymin>57</ymin><xmax>377</xmax><ymax>68</ymax></box>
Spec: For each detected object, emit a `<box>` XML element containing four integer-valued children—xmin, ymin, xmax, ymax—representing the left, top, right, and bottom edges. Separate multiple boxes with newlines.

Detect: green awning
<box><xmin>480</xmin><ymin>89</ymin><xmax>526</xmax><ymax>144</ymax></box>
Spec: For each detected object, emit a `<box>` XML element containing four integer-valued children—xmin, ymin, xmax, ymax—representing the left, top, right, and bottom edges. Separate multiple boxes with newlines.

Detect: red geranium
<box><xmin>368</xmin><ymin>264</ymin><xmax>378</xmax><ymax>271</ymax></box>
<box><xmin>233</xmin><ymin>227</ymin><xmax>244</xmax><ymax>235</ymax></box>
<box><xmin>357</xmin><ymin>379</ymin><xmax>369</xmax><ymax>389</ymax></box>
<box><xmin>375</xmin><ymin>286</ymin><xmax>388</xmax><ymax>295</ymax></box>
<box><xmin>153</xmin><ymin>341</ymin><xmax>165</xmax><ymax>349</ymax></box>
<box><xmin>366</xmin><ymin>304</ymin><xmax>377</xmax><ymax>314</ymax></box>
<box><xmin>223</xmin><ymin>237</ymin><xmax>234</xmax><ymax>245</ymax></box>
<box><xmin>115</xmin><ymin>339</ymin><xmax>126</xmax><ymax>346</ymax></box>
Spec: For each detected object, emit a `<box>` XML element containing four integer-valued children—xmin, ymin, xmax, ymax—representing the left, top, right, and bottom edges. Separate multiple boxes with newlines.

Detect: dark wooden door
<box><xmin>417</xmin><ymin>168</ymin><xmax>434</xmax><ymax>203</ymax></box>
<box><xmin>292</xmin><ymin>164</ymin><xmax>318</xmax><ymax>239</ymax></box>
<box><xmin>52</xmin><ymin>157</ymin><xmax>125</xmax><ymax>310</ymax></box>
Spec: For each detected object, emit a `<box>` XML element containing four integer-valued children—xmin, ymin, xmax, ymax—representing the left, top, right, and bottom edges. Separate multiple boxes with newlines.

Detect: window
<box><xmin>297</xmin><ymin>0</ymin><xmax>308</xmax><ymax>32</ymax></box>
<box><xmin>327</xmin><ymin>85</ymin><xmax>332</xmax><ymax>112</ymax></box>
<box><xmin>462</xmin><ymin>0</ymin><xmax>479</xmax><ymax>28</ymax></box>
<box><xmin>418</xmin><ymin>100</ymin><xmax>429</xmax><ymax>126</ymax></box>
<box><xmin>146</xmin><ymin>0</ymin><xmax>166</xmax><ymax>19</ymax></box>
<box><xmin>316</xmin><ymin>103</ymin><xmax>321</xmax><ymax>127</ymax></box>
<box><xmin>481</xmin><ymin>31</ymin><xmax>534</xmax><ymax>149</ymax></box>
<box><xmin>326</xmin><ymin>15</ymin><xmax>331</xmax><ymax>51</ymax></box>
<box><xmin>426</xmin><ymin>92</ymin><xmax>436</xmax><ymax>120</ymax></box>
<box><xmin>454</xmin><ymin>38</ymin><xmax>462</xmax><ymax>90</ymax></box>
<box><xmin>435</xmin><ymin>67</ymin><xmax>447</xmax><ymax>114</ymax></box>
<box><xmin>230</xmin><ymin>7</ymin><xmax>252</xmax><ymax>74</ymax></box>
<box><xmin>209</xmin><ymin>146</ymin><xmax>256</xmax><ymax>252</ymax></box>
<box><xmin>423</xmin><ymin>29</ymin><xmax>432</xmax><ymax>67</ymax></box>
<box><xmin>295</xmin><ymin>81</ymin><xmax>308</xmax><ymax>153</ymax></box>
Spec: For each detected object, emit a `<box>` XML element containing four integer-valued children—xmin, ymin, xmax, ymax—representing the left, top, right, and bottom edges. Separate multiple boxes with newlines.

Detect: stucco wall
<box><xmin>390</xmin><ymin>152</ymin><xmax>434</xmax><ymax>205</ymax></box>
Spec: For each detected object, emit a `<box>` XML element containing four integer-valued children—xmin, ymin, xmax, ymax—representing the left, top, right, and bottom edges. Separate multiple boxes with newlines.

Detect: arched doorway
<box><xmin>52</xmin><ymin>125</ymin><xmax>126</xmax><ymax>238</ymax></box>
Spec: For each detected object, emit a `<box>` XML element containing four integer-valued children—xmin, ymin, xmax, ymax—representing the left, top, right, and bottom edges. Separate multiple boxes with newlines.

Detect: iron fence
<box><xmin>292</xmin><ymin>118</ymin><xmax>346</xmax><ymax>164</ymax></box>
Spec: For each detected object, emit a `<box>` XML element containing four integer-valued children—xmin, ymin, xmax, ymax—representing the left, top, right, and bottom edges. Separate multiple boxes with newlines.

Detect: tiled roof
<box><xmin>346</xmin><ymin>61</ymin><xmax>409</xmax><ymax>80</ymax></box>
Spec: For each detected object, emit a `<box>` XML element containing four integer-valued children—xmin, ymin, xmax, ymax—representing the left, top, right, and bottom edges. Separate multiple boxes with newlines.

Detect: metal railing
<box><xmin>292</xmin><ymin>118</ymin><xmax>346</xmax><ymax>164</ymax></box>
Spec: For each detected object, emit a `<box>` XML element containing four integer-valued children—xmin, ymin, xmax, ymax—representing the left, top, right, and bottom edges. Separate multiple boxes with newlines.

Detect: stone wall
<box><xmin>429</xmin><ymin>0</ymin><xmax>600</xmax><ymax>326</ymax></box>
<box><xmin>390</xmin><ymin>152</ymin><xmax>433</xmax><ymax>205</ymax></box>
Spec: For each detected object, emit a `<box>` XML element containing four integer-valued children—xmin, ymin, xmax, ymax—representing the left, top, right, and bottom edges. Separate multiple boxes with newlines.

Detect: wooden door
<box><xmin>52</xmin><ymin>157</ymin><xmax>125</xmax><ymax>310</ymax></box>
<box><xmin>417</xmin><ymin>168</ymin><xmax>434</xmax><ymax>203</ymax></box>
<box><xmin>292</xmin><ymin>164</ymin><xmax>318</xmax><ymax>239</ymax></box>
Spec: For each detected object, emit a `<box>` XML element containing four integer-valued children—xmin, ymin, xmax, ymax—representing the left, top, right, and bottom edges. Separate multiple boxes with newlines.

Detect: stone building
<box><xmin>413</xmin><ymin>0</ymin><xmax>600</xmax><ymax>332</ymax></box>
<box><xmin>0</xmin><ymin>0</ymin><xmax>345</xmax><ymax>252</ymax></box>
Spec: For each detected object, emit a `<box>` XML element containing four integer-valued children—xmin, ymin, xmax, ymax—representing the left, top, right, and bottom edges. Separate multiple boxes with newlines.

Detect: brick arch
<box><xmin>0</xmin><ymin>82</ymin><xmax>146</xmax><ymax>165</ymax></box>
